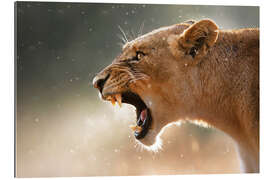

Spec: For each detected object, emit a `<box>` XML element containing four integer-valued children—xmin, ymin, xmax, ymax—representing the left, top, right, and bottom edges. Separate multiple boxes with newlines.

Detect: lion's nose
<box><xmin>92</xmin><ymin>74</ymin><xmax>110</xmax><ymax>93</ymax></box>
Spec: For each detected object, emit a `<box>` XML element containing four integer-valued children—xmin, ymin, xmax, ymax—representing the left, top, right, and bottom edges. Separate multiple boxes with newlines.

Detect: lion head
<box><xmin>92</xmin><ymin>19</ymin><xmax>219</xmax><ymax>150</ymax></box>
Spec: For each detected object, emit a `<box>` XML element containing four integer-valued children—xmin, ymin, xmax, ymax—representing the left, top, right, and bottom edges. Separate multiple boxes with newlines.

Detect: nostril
<box><xmin>96</xmin><ymin>79</ymin><xmax>105</xmax><ymax>91</ymax></box>
<box><xmin>93</xmin><ymin>74</ymin><xmax>110</xmax><ymax>93</ymax></box>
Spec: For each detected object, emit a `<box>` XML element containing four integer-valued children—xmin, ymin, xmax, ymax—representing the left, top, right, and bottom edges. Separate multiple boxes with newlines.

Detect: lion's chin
<box><xmin>134</xmin><ymin>129</ymin><xmax>163</xmax><ymax>152</ymax></box>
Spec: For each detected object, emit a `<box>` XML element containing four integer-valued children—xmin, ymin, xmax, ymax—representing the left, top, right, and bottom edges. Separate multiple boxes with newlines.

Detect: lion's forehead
<box><xmin>122</xmin><ymin>25</ymin><xmax>182</xmax><ymax>50</ymax></box>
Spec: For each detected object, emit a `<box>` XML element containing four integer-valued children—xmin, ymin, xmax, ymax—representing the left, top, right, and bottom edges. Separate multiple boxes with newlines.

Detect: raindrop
<box><xmin>180</xmin><ymin>154</ymin><xmax>184</xmax><ymax>158</ymax></box>
<box><xmin>81</xmin><ymin>11</ymin><xmax>85</xmax><ymax>15</ymax></box>
<box><xmin>114</xmin><ymin>149</ymin><xmax>120</xmax><ymax>153</ymax></box>
<box><xmin>225</xmin><ymin>147</ymin><xmax>230</xmax><ymax>153</ymax></box>
<box><xmin>138</xmin><ymin>156</ymin><xmax>142</xmax><ymax>160</ymax></box>
<box><xmin>142</xmin><ymin>5</ymin><xmax>146</xmax><ymax>8</ymax></box>
<box><xmin>34</xmin><ymin>118</ymin><xmax>39</xmax><ymax>123</ymax></box>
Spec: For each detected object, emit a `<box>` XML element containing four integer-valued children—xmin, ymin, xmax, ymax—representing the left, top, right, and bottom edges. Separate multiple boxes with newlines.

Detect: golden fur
<box><xmin>93</xmin><ymin>19</ymin><xmax>259</xmax><ymax>173</ymax></box>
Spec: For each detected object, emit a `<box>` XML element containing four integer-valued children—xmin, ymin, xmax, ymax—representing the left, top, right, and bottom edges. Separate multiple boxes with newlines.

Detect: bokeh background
<box><xmin>15</xmin><ymin>2</ymin><xmax>259</xmax><ymax>177</ymax></box>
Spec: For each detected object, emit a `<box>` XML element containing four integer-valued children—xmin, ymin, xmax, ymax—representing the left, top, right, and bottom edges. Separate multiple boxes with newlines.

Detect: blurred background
<box><xmin>15</xmin><ymin>2</ymin><xmax>259</xmax><ymax>177</ymax></box>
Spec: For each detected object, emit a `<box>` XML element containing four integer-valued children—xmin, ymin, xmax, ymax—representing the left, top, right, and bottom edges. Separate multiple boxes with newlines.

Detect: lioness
<box><xmin>93</xmin><ymin>19</ymin><xmax>259</xmax><ymax>173</ymax></box>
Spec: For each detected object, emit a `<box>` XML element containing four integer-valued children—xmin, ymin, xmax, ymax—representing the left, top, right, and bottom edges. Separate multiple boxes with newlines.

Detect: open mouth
<box><xmin>104</xmin><ymin>91</ymin><xmax>152</xmax><ymax>139</ymax></box>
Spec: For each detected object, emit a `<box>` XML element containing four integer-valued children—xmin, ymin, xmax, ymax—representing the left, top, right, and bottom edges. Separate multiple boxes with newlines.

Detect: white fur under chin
<box><xmin>135</xmin><ymin>133</ymin><xmax>163</xmax><ymax>153</ymax></box>
<box><xmin>134</xmin><ymin>121</ymin><xmax>182</xmax><ymax>153</ymax></box>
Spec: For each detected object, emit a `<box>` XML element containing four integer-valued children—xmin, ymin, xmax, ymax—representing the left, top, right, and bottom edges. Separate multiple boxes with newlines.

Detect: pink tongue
<box><xmin>140</xmin><ymin>109</ymin><xmax>147</xmax><ymax>122</ymax></box>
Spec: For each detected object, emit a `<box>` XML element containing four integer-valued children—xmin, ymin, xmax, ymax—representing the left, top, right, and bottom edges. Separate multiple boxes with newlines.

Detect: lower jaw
<box><xmin>135</xmin><ymin>128</ymin><xmax>160</xmax><ymax>146</ymax></box>
<box><xmin>135</xmin><ymin>120</ymin><xmax>169</xmax><ymax>148</ymax></box>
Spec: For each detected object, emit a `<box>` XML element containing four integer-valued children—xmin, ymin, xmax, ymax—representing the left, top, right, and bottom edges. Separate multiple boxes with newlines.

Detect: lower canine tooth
<box><xmin>129</xmin><ymin>125</ymin><xmax>142</xmax><ymax>132</ymax></box>
<box><xmin>130</xmin><ymin>125</ymin><xmax>136</xmax><ymax>131</ymax></box>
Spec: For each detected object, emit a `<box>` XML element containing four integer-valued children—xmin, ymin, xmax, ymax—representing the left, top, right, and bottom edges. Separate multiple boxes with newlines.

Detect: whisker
<box><xmin>103</xmin><ymin>81</ymin><xmax>125</xmax><ymax>91</ymax></box>
<box><xmin>117</xmin><ymin>34</ymin><xmax>127</xmax><ymax>44</ymax></box>
<box><xmin>118</xmin><ymin>25</ymin><xmax>129</xmax><ymax>43</ymax></box>
<box><xmin>131</xmin><ymin>28</ymin><xmax>136</xmax><ymax>40</ymax></box>
<box><xmin>129</xmin><ymin>77</ymin><xmax>147</xmax><ymax>83</ymax></box>
<box><xmin>133</xmin><ymin>73</ymin><xmax>150</xmax><ymax>79</ymax></box>
<box><xmin>138</xmin><ymin>20</ymin><xmax>145</xmax><ymax>37</ymax></box>
<box><xmin>126</xmin><ymin>31</ymin><xmax>134</xmax><ymax>42</ymax></box>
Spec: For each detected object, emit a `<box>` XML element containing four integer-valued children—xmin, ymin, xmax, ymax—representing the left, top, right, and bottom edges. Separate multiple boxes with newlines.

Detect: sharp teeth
<box><xmin>106</xmin><ymin>94</ymin><xmax>121</xmax><ymax>107</ymax></box>
<box><xmin>129</xmin><ymin>125</ymin><xmax>142</xmax><ymax>132</ymax></box>
<box><xmin>115</xmin><ymin>94</ymin><xmax>122</xmax><ymax>107</ymax></box>
<box><xmin>107</xmin><ymin>95</ymin><xmax>112</xmax><ymax>100</ymax></box>
<box><xmin>111</xmin><ymin>98</ymin><xmax>116</xmax><ymax>106</ymax></box>
<box><xmin>129</xmin><ymin>125</ymin><xmax>136</xmax><ymax>131</ymax></box>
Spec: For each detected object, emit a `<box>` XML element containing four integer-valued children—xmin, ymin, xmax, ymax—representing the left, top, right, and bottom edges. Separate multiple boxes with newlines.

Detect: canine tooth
<box><xmin>115</xmin><ymin>94</ymin><xmax>122</xmax><ymax>107</ymax></box>
<box><xmin>130</xmin><ymin>125</ymin><xmax>137</xmax><ymax>131</ymax></box>
<box><xmin>107</xmin><ymin>95</ymin><xmax>112</xmax><ymax>100</ymax></box>
<box><xmin>129</xmin><ymin>125</ymin><xmax>142</xmax><ymax>132</ymax></box>
<box><xmin>136</xmin><ymin>126</ymin><xmax>142</xmax><ymax>132</ymax></box>
<box><xmin>111</xmin><ymin>98</ymin><xmax>116</xmax><ymax>106</ymax></box>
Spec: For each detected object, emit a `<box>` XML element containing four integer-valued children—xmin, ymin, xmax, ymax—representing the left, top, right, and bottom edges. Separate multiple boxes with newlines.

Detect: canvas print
<box><xmin>15</xmin><ymin>2</ymin><xmax>259</xmax><ymax>177</ymax></box>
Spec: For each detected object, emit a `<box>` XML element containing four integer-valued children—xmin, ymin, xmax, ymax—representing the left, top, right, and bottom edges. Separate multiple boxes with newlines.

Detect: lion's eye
<box><xmin>132</xmin><ymin>51</ymin><xmax>146</xmax><ymax>61</ymax></box>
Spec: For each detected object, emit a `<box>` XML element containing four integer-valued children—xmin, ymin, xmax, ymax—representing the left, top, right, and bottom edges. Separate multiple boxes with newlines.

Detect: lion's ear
<box><xmin>168</xmin><ymin>19</ymin><xmax>219</xmax><ymax>62</ymax></box>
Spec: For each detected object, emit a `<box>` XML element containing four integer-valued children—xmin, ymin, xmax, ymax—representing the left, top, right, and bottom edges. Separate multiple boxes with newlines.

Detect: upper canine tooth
<box><xmin>106</xmin><ymin>95</ymin><xmax>115</xmax><ymax>106</ymax></box>
<box><xmin>107</xmin><ymin>95</ymin><xmax>112</xmax><ymax>100</ymax></box>
<box><xmin>115</xmin><ymin>94</ymin><xmax>122</xmax><ymax>107</ymax></box>
<box><xmin>111</xmin><ymin>98</ymin><xmax>116</xmax><ymax>106</ymax></box>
